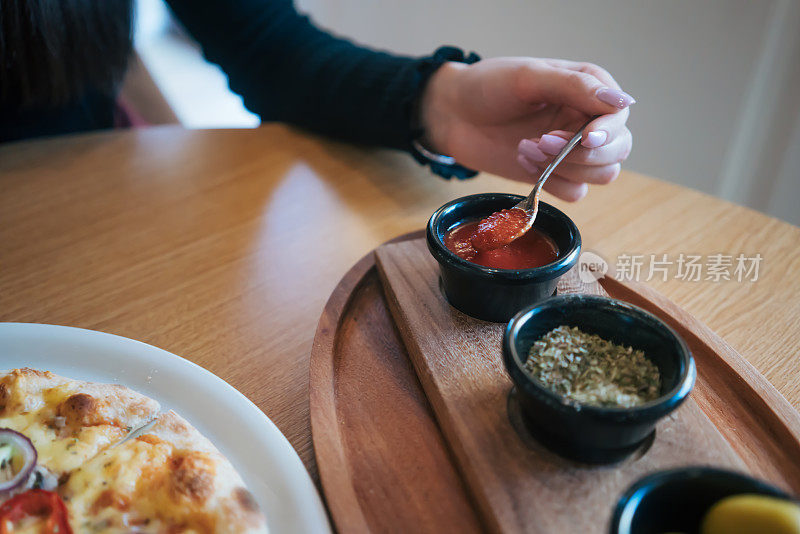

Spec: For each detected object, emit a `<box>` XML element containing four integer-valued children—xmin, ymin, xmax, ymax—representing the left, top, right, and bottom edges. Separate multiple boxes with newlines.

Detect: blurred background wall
<box><xmin>133</xmin><ymin>0</ymin><xmax>800</xmax><ymax>225</ymax></box>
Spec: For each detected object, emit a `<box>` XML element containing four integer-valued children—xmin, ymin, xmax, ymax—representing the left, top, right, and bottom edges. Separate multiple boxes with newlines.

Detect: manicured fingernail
<box><xmin>582</xmin><ymin>130</ymin><xmax>607</xmax><ymax>148</ymax></box>
<box><xmin>538</xmin><ymin>134</ymin><xmax>568</xmax><ymax>155</ymax></box>
<box><xmin>517</xmin><ymin>153</ymin><xmax>540</xmax><ymax>174</ymax></box>
<box><xmin>596</xmin><ymin>87</ymin><xmax>636</xmax><ymax>108</ymax></box>
<box><xmin>518</xmin><ymin>139</ymin><xmax>547</xmax><ymax>162</ymax></box>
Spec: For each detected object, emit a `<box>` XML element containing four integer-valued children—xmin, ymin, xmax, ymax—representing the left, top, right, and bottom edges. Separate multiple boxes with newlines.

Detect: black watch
<box><xmin>410</xmin><ymin>46</ymin><xmax>481</xmax><ymax>180</ymax></box>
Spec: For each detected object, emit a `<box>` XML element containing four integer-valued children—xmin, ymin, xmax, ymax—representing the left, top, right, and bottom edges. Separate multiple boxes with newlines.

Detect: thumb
<box><xmin>518</xmin><ymin>65</ymin><xmax>636</xmax><ymax>115</ymax></box>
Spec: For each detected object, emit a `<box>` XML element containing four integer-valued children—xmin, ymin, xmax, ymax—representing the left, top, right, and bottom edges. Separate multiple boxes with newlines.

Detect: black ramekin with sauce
<box><xmin>503</xmin><ymin>295</ymin><xmax>696</xmax><ymax>464</ymax></box>
<box><xmin>609</xmin><ymin>467</ymin><xmax>795</xmax><ymax>534</ymax></box>
<box><xmin>426</xmin><ymin>193</ymin><xmax>581</xmax><ymax>323</ymax></box>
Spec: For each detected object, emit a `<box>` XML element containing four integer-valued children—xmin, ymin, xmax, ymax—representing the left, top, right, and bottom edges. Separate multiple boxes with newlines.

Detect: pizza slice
<box><xmin>0</xmin><ymin>368</ymin><xmax>160</xmax><ymax>480</ymax></box>
<box><xmin>60</xmin><ymin>410</ymin><xmax>267</xmax><ymax>533</ymax></box>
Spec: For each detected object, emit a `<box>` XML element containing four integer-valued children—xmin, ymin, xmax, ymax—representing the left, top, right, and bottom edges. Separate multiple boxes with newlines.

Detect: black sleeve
<box><xmin>165</xmin><ymin>0</ymin><xmax>463</xmax><ymax>151</ymax></box>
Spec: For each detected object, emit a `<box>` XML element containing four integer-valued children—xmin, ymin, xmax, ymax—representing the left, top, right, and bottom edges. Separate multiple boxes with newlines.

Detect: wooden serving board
<box><xmin>309</xmin><ymin>233</ymin><xmax>800</xmax><ymax>534</ymax></box>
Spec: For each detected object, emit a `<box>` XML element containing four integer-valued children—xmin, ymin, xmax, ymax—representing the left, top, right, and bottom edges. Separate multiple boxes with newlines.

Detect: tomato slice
<box><xmin>0</xmin><ymin>490</ymin><xmax>72</xmax><ymax>534</ymax></box>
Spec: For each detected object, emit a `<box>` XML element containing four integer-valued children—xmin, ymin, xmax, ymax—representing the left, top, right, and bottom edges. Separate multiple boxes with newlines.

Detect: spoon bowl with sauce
<box><xmin>427</xmin><ymin>192</ymin><xmax>581</xmax><ymax>322</ymax></box>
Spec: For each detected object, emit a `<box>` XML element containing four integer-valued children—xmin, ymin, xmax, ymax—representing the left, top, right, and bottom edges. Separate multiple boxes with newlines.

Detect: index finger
<box><xmin>543</xmin><ymin>59</ymin><xmax>631</xmax><ymax>145</ymax></box>
<box><xmin>543</xmin><ymin>59</ymin><xmax>622</xmax><ymax>90</ymax></box>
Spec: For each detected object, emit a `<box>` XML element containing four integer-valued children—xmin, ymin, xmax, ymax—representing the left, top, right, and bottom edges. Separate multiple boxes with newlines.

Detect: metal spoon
<box><xmin>469</xmin><ymin>116</ymin><xmax>599</xmax><ymax>252</ymax></box>
<box><xmin>513</xmin><ymin>115</ymin><xmax>599</xmax><ymax>233</ymax></box>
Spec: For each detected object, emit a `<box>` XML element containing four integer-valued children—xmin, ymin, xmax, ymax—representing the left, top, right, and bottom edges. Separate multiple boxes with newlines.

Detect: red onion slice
<box><xmin>0</xmin><ymin>428</ymin><xmax>37</xmax><ymax>494</ymax></box>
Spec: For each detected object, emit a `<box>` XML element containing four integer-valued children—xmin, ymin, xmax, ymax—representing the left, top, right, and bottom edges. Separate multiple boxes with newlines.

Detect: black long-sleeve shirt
<box><xmin>0</xmin><ymin>0</ymin><xmax>453</xmax><ymax>149</ymax></box>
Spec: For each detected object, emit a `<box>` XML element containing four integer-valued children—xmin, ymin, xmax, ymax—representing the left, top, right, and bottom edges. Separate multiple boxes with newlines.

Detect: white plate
<box><xmin>0</xmin><ymin>323</ymin><xmax>330</xmax><ymax>534</ymax></box>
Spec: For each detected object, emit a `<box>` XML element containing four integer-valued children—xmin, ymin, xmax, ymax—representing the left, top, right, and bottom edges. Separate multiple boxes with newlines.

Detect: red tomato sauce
<box><xmin>470</xmin><ymin>208</ymin><xmax>530</xmax><ymax>251</ymax></box>
<box><xmin>444</xmin><ymin>219</ymin><xmax>559</xmax><ymax>270</ymax></box>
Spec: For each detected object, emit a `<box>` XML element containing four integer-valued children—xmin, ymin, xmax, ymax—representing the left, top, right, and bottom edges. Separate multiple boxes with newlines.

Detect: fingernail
<box><xmin>596</xmin><ymin>87</ymin><xmax>636</xmax><ymax>108</ymax></box>
<box><xmin>538</xmin><ymin>134</ymin><xmax>568</xmax><ymax>155</ymax></box>
<box><xmin>582</xmin><ymin>130</ymin><xmax>607</xmax><ymax>148</ymax></box>
<box><xmin>517</xmin><ymin>153</ymin><xmax>540</xmax><ymax>174</ymax></box>
<box><xmin>518</xmin><ymin>139</ymin><xmax>547</xmax><ymax>162</ymax></box>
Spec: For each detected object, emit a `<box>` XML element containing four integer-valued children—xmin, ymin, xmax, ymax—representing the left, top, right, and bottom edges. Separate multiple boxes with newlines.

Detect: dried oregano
<box><xmin>523</xmin><ymin>326</ymin><xmax>661</xmax><ymax>408</ymax></box>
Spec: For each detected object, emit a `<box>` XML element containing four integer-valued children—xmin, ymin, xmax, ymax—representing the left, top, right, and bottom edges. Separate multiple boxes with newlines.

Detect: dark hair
<box><xmin>0</xmin><ymin>0</ymin><xmax>134</xmax><ymax>108</ymax></box>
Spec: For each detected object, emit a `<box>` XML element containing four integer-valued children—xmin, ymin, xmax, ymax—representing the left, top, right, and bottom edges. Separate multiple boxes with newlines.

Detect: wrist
<box><xmin>419</xmin><ymin>61</ymin><xmax>466</xmax><ymax>156</ymax></box>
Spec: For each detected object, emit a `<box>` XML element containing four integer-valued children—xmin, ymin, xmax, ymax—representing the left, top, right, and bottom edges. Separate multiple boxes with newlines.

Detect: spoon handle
<box><xmin>519</xmin><ymin>115</ymin><xmax>599</xmax><ymax>212</ymax></box>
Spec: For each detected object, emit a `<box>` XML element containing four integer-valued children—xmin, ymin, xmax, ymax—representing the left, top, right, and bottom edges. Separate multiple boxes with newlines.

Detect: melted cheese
<box><xmin>0</xmin><ymin>371</ymin><xmax>158</xmax><ymax>478</ymax></box>
<box><xmin>4</xmin><ymin>384</ymin><xmax>125</xmax><ymax>477</ymax></box>
<box><xmin>0</xmin><ymin>413</ymin><xmax>36</xmax><ymax>435</ymax></box>
<box><xmin>2</xmin><ymin>372</ymin><xmax>264</xmax><ymax>534</ymax></box>
<box><xmin>0</xmin><ymin>370</ymin><xmax>66</xmax><ymax>433</ymax></box>
<box><xmin>62</xmin><ymin>438</ymin><xmax>211</xmax><ymax>533</ymax></box>
<box><xmin>61</xmin><ymin>434</ymin><xmax>267</xmax><ymax>534</ymax></box>
<box><xmin>62</xmin><ymin>438</ymin><xmax>171</xmax><ymax>532</ymax></box>
<box><xmin>2</xmin><ymin>516</ymin><xmax>47</xmax><ymax>534</ymax></box>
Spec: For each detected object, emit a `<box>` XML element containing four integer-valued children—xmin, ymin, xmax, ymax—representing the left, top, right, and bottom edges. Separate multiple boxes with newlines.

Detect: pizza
<box><xmin>0</xmin><ymin>368</ymin><xmax>268</xmax><ymax>533</ymax></box>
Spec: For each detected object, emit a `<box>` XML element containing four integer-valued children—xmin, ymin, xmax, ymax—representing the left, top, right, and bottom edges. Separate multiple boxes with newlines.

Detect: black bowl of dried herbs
<box><xmin>503</xmin><ymin>294</ymin><xmax>695</xmax><ymax>464</ymax></box>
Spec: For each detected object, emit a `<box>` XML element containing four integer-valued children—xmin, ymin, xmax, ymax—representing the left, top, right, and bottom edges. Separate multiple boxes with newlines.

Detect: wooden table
<box><xmin>2</xmin><ymin>125</ymin><xmax>799</xmax><ymax>483</ymax></box>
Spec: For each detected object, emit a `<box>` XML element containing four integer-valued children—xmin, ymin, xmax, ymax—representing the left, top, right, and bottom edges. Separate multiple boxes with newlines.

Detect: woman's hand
<box><xmin>419</xmin><ymin>57</ymin><xmax>634</xmax><ymax>201</ymax></box>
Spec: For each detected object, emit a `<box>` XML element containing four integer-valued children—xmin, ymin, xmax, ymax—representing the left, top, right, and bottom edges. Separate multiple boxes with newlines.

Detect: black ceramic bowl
<box><xmin>427</xmin><ymin>193</ymin><xmax>581</xmax><ymax>323</ymax></box>
<box><xmin>503</xmin><ymin>294</ymin><xmax>696</xmax><ymax>464</ymax></box>
<box><xmin>610</xmin><ymin>467</ymin><xmax>795</xmax><ymax>534</ymax></box>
